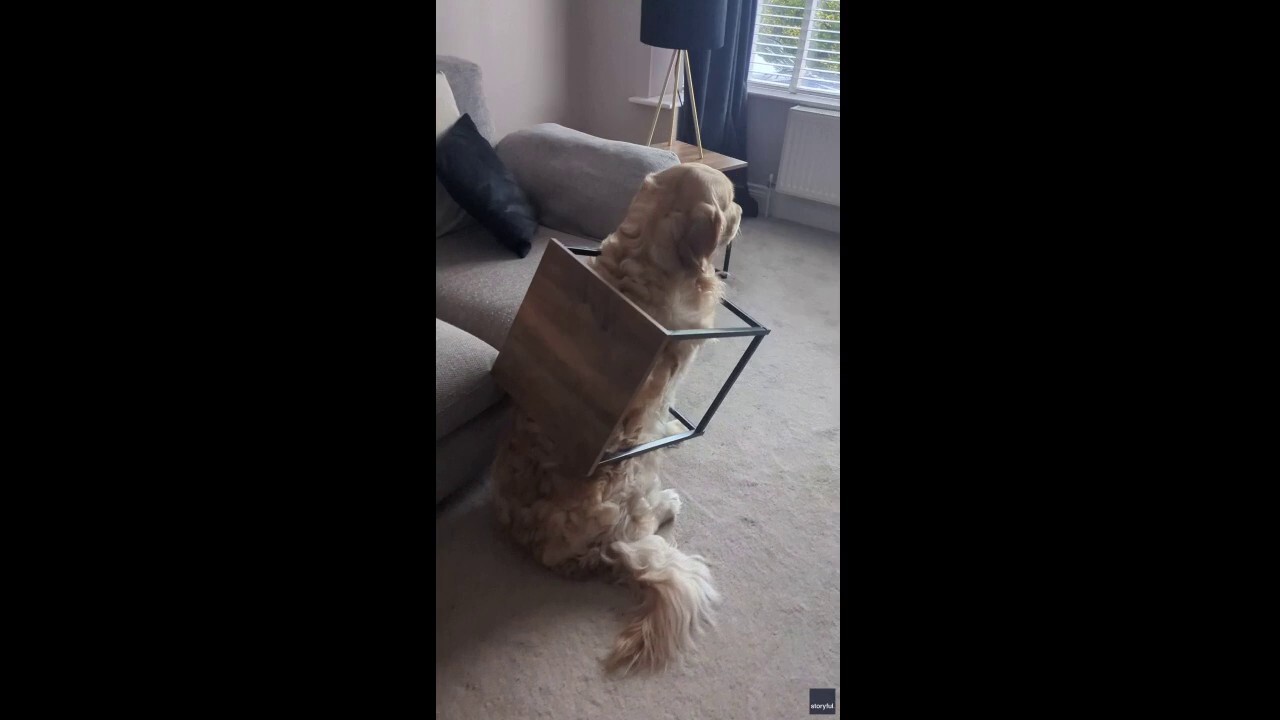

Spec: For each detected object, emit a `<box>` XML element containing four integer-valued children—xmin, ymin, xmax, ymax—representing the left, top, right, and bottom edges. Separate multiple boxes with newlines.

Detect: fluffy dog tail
<box><xmin>604</xmin><ymin>534</ymin><xmax>721</xmax><ymax>674</ymax></box>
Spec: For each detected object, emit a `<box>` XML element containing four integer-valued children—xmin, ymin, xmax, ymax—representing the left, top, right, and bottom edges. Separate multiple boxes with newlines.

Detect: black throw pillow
<box><xmin>436</xmin><ymin>113</ymin><xmax>537</xmax><ymax>258</ymax></box>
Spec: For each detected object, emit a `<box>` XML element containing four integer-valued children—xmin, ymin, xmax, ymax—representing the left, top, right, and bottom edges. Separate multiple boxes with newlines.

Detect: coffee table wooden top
<box><xmin>491</xmin><ymin>240</ymin><xmax>672</xmax><ymax>477</ymax></box>
<box><xmin>650</xmin><ymin>140</ymin><xmax>748</xmax><ymax>173</ymax></box>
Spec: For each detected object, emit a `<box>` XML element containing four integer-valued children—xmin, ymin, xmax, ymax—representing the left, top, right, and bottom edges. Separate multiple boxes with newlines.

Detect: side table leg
<box><xmin>717</xmin><ymin>240</ymin><xmax>733</xmax><ymax>278</ymax></box>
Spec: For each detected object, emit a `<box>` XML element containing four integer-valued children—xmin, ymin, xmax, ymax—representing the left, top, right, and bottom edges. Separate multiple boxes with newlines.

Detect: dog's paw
<box><xmin>657</xmin><ymin>489</ymin><xmax>682</xmax><ymax>524</ymax></box>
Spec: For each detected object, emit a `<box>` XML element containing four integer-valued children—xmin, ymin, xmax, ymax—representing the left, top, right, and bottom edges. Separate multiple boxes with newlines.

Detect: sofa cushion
<box><xmin>435</xmin><ymin>56</ymin><xmax>496</xmax><ymax>143</ymax></box>
<box><xmin>436</xmin><ymin>319</ymin><xmax>505</xmax><ymax>441</ymax></box>
<box><xmin>496</xmin><ymin>123</ymin><xmax>680</xmax><ymax>240</ymax></box>
<box><xmin>437</xmin><ymin>225</ymin><xmax>600</xmax><ymax>351</ymax></box>
<box><xmin>435</xmin><ymin>71</ymin><xmax>461</xmax><ymax>136</ymax></box>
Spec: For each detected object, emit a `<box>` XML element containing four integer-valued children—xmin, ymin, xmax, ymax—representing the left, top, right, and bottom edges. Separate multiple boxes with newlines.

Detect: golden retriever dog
<box><xmin>491</xmin><ymin>163</ymin><xmax>742</xmax><ymax>674</ymax></box>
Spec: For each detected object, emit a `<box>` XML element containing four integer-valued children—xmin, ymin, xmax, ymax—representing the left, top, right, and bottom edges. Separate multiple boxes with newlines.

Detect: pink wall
<box><xmin>565</xmin><ymin>1</ymin><xmax>663</xmax><ymax>144</ymax></box>
<box><xmin>435</xmin><ymin>0</ymin><xmax>681</xmax><ymax>144</ymax></box>
<box><xmin>436</xmin><ymin>0</ymin><xmax>572</xmax><ymax>139</ymax></box>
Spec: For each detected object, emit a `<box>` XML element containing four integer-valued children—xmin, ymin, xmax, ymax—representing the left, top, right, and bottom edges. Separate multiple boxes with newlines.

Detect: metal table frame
<box><xmin>567</xmin><ymin>246</ymin><xmax>770</xmax><ymax>467</ymax></box>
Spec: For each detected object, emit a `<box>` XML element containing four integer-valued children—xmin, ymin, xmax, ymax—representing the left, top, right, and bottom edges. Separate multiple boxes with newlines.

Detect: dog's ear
<box><xmin>677</xmin><ymin>201</ymin><xmax>723</xmax><ymax>268</ymax></box>
<box><xmin>619</xmin><ymin>175</ymin><xmax>662</xmax><ymax>238</ymax></box>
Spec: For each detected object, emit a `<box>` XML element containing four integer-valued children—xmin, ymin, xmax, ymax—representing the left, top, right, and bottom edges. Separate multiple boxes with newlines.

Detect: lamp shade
<box><xmin>640</xmin><ymin>0</ymin><xmax>728</xmax><ymax>50</ymax></box>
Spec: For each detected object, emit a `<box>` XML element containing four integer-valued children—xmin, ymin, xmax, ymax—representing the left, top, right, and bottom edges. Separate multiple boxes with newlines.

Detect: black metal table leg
<box><xmin>717</xmin><ymin>240</ymin><xmax>733</xmax><ymax>278</ymax></box>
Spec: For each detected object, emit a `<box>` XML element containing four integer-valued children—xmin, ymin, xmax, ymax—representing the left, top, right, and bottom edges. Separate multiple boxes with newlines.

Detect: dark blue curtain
<box><xmin>679</xmin><ymin>0</ymin><xmax>758</xmax><ymax>213</ymax></box>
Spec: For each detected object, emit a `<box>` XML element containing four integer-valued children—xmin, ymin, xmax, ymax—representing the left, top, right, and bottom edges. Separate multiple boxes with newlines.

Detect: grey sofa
<box><xmin>435</xmin><ymin>56</ymin><xmax>680</xmax><ymax>504</ymax></box>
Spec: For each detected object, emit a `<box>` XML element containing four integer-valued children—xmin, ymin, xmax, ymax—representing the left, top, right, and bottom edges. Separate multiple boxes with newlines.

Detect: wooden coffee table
<box><xmin>649</xmin><ymin>140</ymin><xmax>747</xmax><ymax>276</ymax></box>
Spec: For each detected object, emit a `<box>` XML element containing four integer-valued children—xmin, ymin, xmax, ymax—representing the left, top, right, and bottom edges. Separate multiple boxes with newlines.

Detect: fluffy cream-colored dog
<box><xmin>492</xmin><ymin>163</ymin><xmax>742</xmax><ymax>674</ymax></box>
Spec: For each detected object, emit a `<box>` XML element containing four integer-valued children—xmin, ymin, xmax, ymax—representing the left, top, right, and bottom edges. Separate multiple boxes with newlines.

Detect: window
<box><xmin>748</xmin><ymin>0</ymin><xmax>840</xmax><ymax>98</ymax></box>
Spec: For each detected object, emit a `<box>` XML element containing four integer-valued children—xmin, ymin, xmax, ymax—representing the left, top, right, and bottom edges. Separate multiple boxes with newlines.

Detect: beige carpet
<box><xmin>436</xmin><ymin>217</ymin><xmax>841</xmax><ymax>718</ymax></box>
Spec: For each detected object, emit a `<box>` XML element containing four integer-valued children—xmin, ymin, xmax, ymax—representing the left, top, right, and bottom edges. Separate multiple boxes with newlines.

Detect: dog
<box><xmin>491</xmin><ymin>163</ymin><xmax>742</xmax><ymax>674</ymax></box>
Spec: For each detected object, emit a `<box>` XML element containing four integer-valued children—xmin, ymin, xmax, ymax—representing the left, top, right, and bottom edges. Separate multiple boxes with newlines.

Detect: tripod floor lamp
<box><xmin>640</xmin><ymin>0</ymin><xmax>728</xmax><ymax>159</ymax></box>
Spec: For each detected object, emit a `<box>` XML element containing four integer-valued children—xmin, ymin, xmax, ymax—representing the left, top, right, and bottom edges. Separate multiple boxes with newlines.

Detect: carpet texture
<box><xmin>436</xmin><ymin>217</ymin><xmax>841</xmax><ymax>718</ymax></box>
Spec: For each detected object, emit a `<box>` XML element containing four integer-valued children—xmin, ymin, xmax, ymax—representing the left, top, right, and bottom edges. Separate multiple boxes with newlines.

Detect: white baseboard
<box><xmin>746</xmin><ymin>183</ymin><xmax>840</xmax><ymax>234</ymax></box>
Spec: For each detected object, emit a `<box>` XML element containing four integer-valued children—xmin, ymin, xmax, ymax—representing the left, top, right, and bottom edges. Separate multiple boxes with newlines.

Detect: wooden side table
<box><xmin>651</xmin><ymin>140</ymin><xmax>747</xmax><ymax>278</ymax></box>
<box><xmin>650</xmin><ymin>140</ymin><xmax>748</xmax><ymax>173</ymax></box>
<box><xmin>492</xmin><ymin>240</ymin><xmax>770</xmax><ymax>477</ymax></box>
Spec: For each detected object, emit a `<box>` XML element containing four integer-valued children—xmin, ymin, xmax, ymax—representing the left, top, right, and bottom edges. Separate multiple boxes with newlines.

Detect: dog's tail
<box><xmin>603</xmin><ymin>534</ymin><xmax>721</xmax><ymax>674</ymax></box>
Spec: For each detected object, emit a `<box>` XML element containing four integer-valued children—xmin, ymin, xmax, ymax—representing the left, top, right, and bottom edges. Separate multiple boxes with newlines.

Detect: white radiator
<box><xmin>776</xmin><ymin>105</ymin><xmax>840</xmax><ymax>207</ymax></box>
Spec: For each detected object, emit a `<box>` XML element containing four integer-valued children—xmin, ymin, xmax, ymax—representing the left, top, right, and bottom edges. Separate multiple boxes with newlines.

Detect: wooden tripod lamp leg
<box><xmin>668</xmin><ymin>49</ymin><xmax>681</xmax><ymax>147</ymax></box>
<box><xmin>682</xmin><ymin>50</ymin><xmax>704</xmax><ymax>159</ymax></box>
<box><xmin>646</xmin><ymin>49</ymin><xmax>679</xmax><ymax>146</ymax></box>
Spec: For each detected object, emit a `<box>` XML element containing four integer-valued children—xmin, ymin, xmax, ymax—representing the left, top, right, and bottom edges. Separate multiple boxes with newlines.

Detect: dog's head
<box><xmin>617</xmin><ymin>164</ymin><xmax>742</xmax><ymax>273</ymax></box>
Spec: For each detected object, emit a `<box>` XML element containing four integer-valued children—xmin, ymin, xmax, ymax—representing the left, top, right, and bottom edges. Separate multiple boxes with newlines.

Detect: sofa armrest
<box><xmin>436</xmin><ymin>55</ymin><xmax>496</xmax><ymax>144</ymax></box>
<box><xmin>496</xmin><ymin>124</ymin><xmax>679</xmax><ymax>240</ymax></box>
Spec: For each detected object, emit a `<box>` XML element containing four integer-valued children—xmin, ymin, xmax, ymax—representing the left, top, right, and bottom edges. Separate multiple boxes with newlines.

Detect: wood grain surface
<box><xmin>650</xmin><ymin>140</ymin><xmax>748</xmax><ymax>172</ymax></box>
<box><xmin>491</xmin><ymin>240</ymin><xmax>670</xmax><ymax>477</ymax></box>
